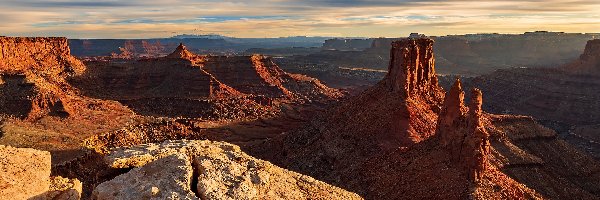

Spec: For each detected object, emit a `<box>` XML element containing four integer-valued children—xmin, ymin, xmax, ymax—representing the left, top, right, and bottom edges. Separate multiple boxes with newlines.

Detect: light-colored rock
<box><xmin>45</xmin><ymin>176</ymin><xmax>83</xmax><ymax>200</ymax></box>
<box><xmin>192</xmin><ymin>142</ymin><xmax>362</xmax><ymax>200</ymax></box>
<box><xmin>92</xmin><ymin>153</ymin><xmax>197</xmax><ymax>200</ymax></box>
<box><xmin>103</xmin><ymin>140</ymin><xmax>362</xmax><ymax>200</ymax></box>
<box><xmin>104</xmin><ymin>140</ymin><xmax>226</xmax><ymax>168</ymax></box>
<box><xmin>0</xmin><ymin>145</ymin><xmax>51</xmax><ymax>199</ymax></box>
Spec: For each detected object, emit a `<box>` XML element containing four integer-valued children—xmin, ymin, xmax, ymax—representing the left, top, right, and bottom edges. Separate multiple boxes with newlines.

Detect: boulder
<box><xmin>92</xmin><ymin>153</ymin><xmax>197</xmax><ymax>200</ymax></box>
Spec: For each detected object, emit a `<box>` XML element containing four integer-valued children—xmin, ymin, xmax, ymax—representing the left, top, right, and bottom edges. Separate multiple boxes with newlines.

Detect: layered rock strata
<box><xmin>0</xmin><ymin>37</ymin><xmax>85</xmax><ymax>77</ymax></box>
<box><xmin>0</xmin><ymin>37</ymin><xmax>132</xmax><ymax>120</ymax></box>
<box><xmin>460</xmin><ymin>39</ymin><xmax>600</xmax><ymax>160</ymax></box>
<box><xmin>72</xmin><ymin>44</ymin><xmax>342</xmax><ymax>119</ymax></box>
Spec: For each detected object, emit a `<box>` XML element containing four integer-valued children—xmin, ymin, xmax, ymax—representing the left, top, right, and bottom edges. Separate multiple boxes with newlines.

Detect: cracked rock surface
<box><xmin>97</xmin><ymin>140</ymin><xmax>362</xmax><ymax>200</ymax></box>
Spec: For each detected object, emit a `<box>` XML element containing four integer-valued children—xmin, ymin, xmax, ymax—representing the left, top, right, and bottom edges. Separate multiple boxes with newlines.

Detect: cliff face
<box><xmin>202</xmin><ymin>55</ymin><xmax>292</xmax><ymax>98</ymax></box>
<box><xmin>0</xmin><ymin>37</ymin><xmax>85</xmax><ymax>77</ymax></box>
<box><xmin>388</xmin><ymin>38</ymin><xmax>442</xmax><ymax>102</ymax></box>
<box><xmin>0</xmin><ymin>37</ymin><xmax>133</xmax><ymax>164</ymax></box>
<box><xmin>0</xmin><ymin>37</ymin><xmax>103</xmax><ymax>119</ymax></box>
<box><xmin>570</xmin><ymin>39</ymin><xmax>600</xmax><ymax>72</ymax></box>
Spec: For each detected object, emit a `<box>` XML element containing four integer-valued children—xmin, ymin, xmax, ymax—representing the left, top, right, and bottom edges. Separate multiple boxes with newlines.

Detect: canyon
<box><xmin>253</xmin><ymin>38</ymin><xmax>600</xmax><ymax>199</ymax></box>
<box><xmin>450</xmin><ymin>39</ymin><xmax>600</xmax><ymax>159</ymax></box>
<box><xmin>1</xmin><ymin>36</ymin><xmax>599</xmax><ymax>200</ymax></box>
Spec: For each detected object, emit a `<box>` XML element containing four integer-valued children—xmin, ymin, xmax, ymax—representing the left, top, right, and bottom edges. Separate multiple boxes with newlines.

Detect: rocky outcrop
<box><xmin>47</xmin><ymin>176</ymin><xmax>83</xmax><ymax>200</ymax></box>
<box><xmin>580</xmin><ymin>39</ymin><xmax>600</xmax><ymax>62</ymax></box>
<box><xmin>0</xmin><ymin>37</ymin><xmax>79</xmax><ymax>119</ymax></box>
<box><xmin>0</xmin><ymin>145</ymin><xmax>82</xmax><ymax>200</ymax></box>
<box><xmin>0</xmin><ymin>37</ymin><xmax>132</xmax><ymax>120</ymax></box>
<box><xmin>94</xmin><ymin>140</ymin><xmax>362</xmax><ymax>200</ymax></box>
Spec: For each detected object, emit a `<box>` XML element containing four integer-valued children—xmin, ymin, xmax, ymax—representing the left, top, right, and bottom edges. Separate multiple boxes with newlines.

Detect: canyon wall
<box><xmin>0</xmin><ymin>37</ymin><xmax>85</xmax><ymax>77</ymax></box>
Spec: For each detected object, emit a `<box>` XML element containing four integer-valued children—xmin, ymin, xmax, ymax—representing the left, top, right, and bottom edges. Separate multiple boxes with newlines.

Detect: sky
<box><xmin>1</xmin><ymin>0</ymin><xmax>600</xmax><ymax>38</ymax></box>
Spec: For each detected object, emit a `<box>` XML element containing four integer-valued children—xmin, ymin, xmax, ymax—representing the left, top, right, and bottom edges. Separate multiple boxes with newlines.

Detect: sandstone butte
<box><xmin>252</xmin><ymin>38</ymin><xmax>600</xmax><ymax>199</ymax></box>
<box><xmin>161</xmin><ymin>43</ymin><xmax>343</xmax><ymax>101</ymax></box>
<box><xmin>567</xmin><ymin>39</ymin><xmax>600</xmax><ymax>73</ymax></box>
<box><xmin>0</xmin><ymin>37</ymin><xmax>133</xmax><ymax>120</ymax></box>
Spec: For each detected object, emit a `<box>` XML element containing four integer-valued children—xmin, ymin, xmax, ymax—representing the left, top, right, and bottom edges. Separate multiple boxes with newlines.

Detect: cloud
<box><xmin>0</xmin><ymin>0</ymin><xmax>599</xmax><ymax>38</ymax></box>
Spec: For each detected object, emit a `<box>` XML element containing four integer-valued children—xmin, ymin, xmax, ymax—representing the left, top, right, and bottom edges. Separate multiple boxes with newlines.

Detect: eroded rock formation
<box><xmin>72</xmin><ymin>44</ymin><xmax>342</xmax><ymax>119</ymax></box>
<box><xmin>166</xmin><ymin>43</ymin><xmax>197</xmax><ymax>60</ymax></box>
<box><xmin>388</xmin><ymin>38</ymin><xmax>440</xmax><ymax>100</ymax></box>
<box><xmin>436</xmin><ymin>79</ymin><xmax>490</xmax><ymax>183</ymax></box>
<box><xmin>0</xmin><ymin>37</ymin><xmax>85</xmax><ymax>77</ymax></box>
<box><xmin>0</xmin><ymin>37</ymin><xmax>133</xmax><ymax>164</ymax></box>
<box><xmin>0</xmin><ymin>37</ymin><xmax>131</xmax><ymax>120</ymax></box>
<box><xmin>253</xmin><ymin>38</ymin><xmax>543</xmax><ymax>199</ymax></box>
<box><xmin>0</xmin><ymin>37</ymin><xmax>81</xmax><ymax>119</ymax></box>
<box><xmin>92</xmin><ymin>154</ymin><xmax>197</xmax><ymax>200</ymax></box>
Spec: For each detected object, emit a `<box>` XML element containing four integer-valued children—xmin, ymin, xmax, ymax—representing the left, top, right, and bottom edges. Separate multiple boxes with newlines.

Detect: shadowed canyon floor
<box><xmin>1</xmin><ymin>36</ymin><xmax>600</xmax><ymax>200</ymax></box>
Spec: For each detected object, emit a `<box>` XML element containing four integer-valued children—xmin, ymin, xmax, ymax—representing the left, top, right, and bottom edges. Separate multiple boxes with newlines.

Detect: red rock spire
<box><xmin>166</xmin><ymin>43</ymin><xmax>196</xmax><ymax>59</ymax></box>
<box><xmin>388</xmin><ymin>38</ymin><xmax>439</xmax><ymax>98</ymax></box>
<box><xmin>436</xmin><ymin>78</ymin><xmax>490</xmax><ymax>183</ymax></box>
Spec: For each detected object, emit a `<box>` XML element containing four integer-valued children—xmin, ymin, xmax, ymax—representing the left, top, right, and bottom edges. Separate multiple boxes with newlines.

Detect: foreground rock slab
<box><xmin>99</xmin><ymin>140</ymin><xmax>362</xmax><ymax>200</ymax></box>
<box><xmin>0</xmin><ymin>145</ymin><xmax>82</xmax><ymax>200</ymax></box>
<box><xmin>92</xmin><ymin>153</ymin><xmax>197</xmax><ymax>200</ymax></box>
<box><xmin>0</xmin><ymin>145</ymin><xmax>51</xmax><ymax>199</ymax></box>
